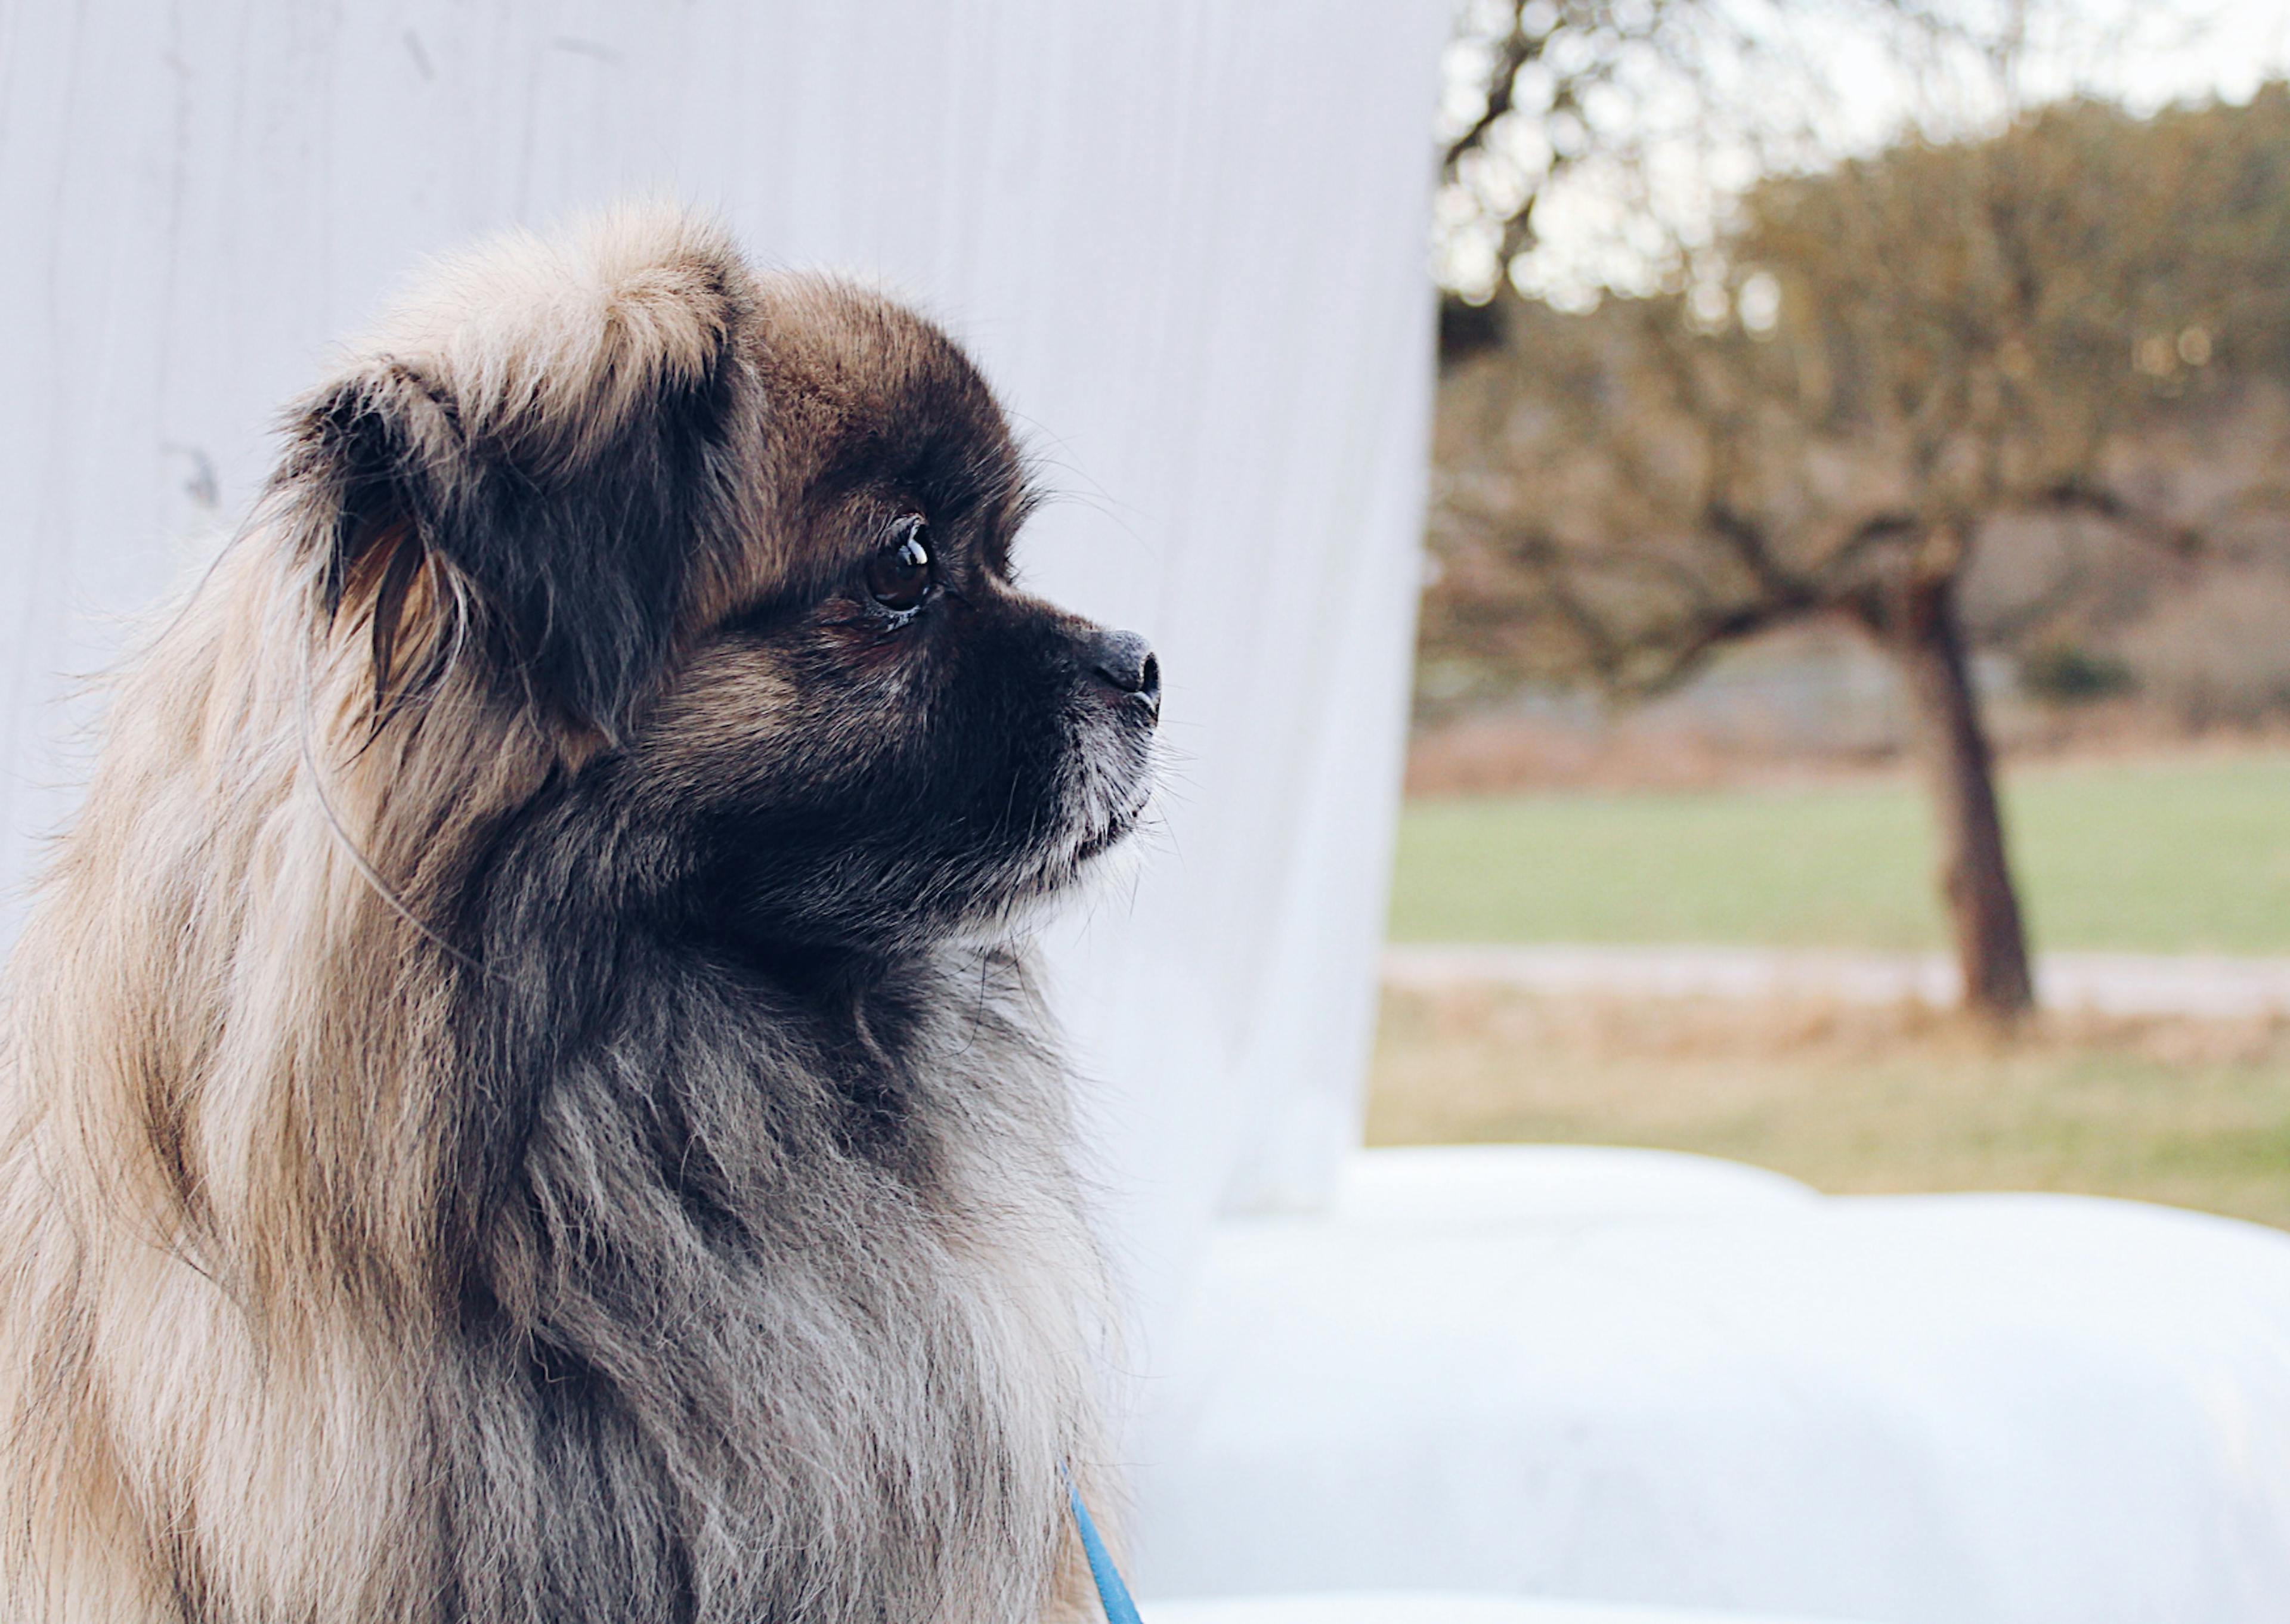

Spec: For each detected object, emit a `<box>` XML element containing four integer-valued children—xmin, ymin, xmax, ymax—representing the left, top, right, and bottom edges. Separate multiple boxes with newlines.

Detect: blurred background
<box><xmin>1385</xmin><ymin>0</ymin><xmax>2290</xmax><ymax>1232</ymax></box>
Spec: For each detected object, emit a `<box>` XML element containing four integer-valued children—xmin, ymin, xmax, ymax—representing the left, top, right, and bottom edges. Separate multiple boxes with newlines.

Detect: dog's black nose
<box><xmin>1087</xmin><ymin>629</ymin><xmax>1160</xmax><ymax>712</ymax></box>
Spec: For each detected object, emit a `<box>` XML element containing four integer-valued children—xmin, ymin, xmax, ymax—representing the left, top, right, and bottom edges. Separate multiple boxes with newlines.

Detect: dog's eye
<box><xmin>865</xmin><ymin>520</ymin><xmax>933</xmax><ymax>612</ymax></box>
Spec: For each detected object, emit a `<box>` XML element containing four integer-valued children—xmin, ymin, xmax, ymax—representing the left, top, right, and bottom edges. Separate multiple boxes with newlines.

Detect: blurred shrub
<box><xmin>2020</xmin><ymin>645</ymin><xmax>2138</xmax><ymax>706</ymax></box>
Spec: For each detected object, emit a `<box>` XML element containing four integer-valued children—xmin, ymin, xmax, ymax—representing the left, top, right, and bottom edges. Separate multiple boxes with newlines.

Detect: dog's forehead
<box><xmin>748</xmin><ymin>278</ymin><xmax>1019</xmax><ymax>500</ymax></box>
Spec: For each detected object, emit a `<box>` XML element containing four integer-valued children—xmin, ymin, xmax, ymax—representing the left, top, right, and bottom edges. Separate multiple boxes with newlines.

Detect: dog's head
<box><xmin>273</xmin><ymin>208</ymin><xmax>1158</xmax><ymax>950</ymax></box>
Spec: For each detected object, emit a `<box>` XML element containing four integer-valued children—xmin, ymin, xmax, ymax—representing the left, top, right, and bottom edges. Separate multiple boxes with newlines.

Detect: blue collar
<box><xmin>1063</xmin><ymin>1467</ymin><xmax>1143</xmax><ymax>1624</ymax></box>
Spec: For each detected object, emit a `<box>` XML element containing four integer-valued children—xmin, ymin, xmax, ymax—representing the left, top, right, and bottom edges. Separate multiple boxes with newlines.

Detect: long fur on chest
<box><xmin>434</xmin><ymin>931</ymin><xmax>1103</xmax><ymax>1623</ymax></box>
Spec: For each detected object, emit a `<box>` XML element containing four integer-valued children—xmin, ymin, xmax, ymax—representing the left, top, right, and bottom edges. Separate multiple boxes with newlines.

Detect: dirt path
<box><xmin>1383</xmin><ymin>943</ymin><xmax>2290</xmax><ymax>1018</ymax></box>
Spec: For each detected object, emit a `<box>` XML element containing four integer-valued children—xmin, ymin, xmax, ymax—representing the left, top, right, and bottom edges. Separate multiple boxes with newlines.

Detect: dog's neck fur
<box><xmin>431</xmin><ymin>923</ymin><xmax>1103</xmax><ymax>1623</ymax></box>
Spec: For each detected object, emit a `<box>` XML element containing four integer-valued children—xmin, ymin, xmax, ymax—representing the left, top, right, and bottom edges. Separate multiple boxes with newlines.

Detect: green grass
<box><xmin>1388</xmin><ymin>751</ymin><xmax>2290</xmax><ymax>954</ymax></box>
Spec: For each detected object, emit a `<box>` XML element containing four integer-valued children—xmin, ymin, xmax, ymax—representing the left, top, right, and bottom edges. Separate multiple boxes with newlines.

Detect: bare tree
<box><xmin>1434</xmin><ymin>0</ymin><xmax>1955</xmax><ymax>317</ymax></box>
<box><xmin>1426</xmin><ymin>89</ymin><xmax>2290</xmax><ymax>1016</ymax></box>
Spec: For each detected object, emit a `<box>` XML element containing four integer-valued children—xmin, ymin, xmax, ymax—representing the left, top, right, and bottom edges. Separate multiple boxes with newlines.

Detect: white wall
<box><xmin>0</xmin><ymin>0</ymin><xmax>1445</xmax><ymax>1359</ymax></box>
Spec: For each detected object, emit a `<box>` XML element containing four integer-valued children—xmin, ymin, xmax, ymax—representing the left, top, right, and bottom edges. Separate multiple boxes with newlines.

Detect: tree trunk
<box><xmin>1867</xmin><ymin>574</ymin><xmax>2035</xmax><ymax>1020</ymax></box>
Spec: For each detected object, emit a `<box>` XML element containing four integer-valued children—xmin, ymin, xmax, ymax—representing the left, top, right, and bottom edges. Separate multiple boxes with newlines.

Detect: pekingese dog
<box><xmin>0</xmin><ymin>207</ymin><xmax>1156</xmax><ymax>1623</ymax></box>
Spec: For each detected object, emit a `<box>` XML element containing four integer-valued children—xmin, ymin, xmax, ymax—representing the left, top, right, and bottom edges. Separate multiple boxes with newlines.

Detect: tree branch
<box><xmin>2035</xmin><ymin>479</ymin><xmax>2203</xmax><ymax>556</ymax></box>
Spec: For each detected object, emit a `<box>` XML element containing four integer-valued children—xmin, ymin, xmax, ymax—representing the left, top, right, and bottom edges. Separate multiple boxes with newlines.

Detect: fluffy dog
<box><xmin>0</xmin><ymin>206</ymin><xmax>1158</xmax><ymax>1623</ymax></box>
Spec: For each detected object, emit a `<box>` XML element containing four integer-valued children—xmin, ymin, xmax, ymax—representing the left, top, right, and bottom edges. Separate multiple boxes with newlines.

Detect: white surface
<box><xmin>1150</xmin><ymin>1595</ymin><xmax>1861</xmax><ymax>1624</ymax></box>
<box><xmin>0</xmin><ymin>4</ymin><xmax>1446</xmax><ymax>1358</ymax></box>
<box><xmin>1330</xmin><ymin>1146</ymin><xmax>1819</xmax><ymax>1232</ymax></box>
<box><xmin>1133</xmin><ymin>1146</ymin><xmax>2290</xmax><ymax>1624</ymax></box>
<box><xmin>1385</xmin><ymin>944</ymin><xmax>2290</xmax><ymax>1016</ymax></box>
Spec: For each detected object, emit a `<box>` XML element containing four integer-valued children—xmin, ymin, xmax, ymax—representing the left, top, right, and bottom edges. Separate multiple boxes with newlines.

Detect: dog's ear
<box><xmin>276</xmin><ymin>209</ymin><xmax>755</xmax><ymax>740</ymax></box>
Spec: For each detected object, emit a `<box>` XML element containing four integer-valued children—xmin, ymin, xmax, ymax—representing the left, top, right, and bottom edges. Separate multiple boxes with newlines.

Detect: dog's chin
<box><xmin>1065</xmin><ymin>805</ymin><xmax>1152</xmax><ymax>901</ymax></box>
<box><xmin>946</xmin><ymin>779</ymin><xmax>1155</xmax><ymax>950</ymax></box>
